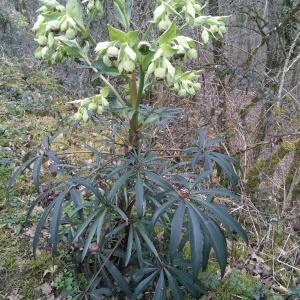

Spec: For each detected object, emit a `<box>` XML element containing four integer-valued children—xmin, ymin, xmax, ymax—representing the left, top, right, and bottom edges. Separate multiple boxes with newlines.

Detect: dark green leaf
<box><xmin>136</xmin><ymin>224</ymin><xmax>159</xmax><ymax>259</ymax></box>
<box><xmin>194</xmin><ymin>206</ymin><xmax>228</xmax><ymax>277</ymax></box>
<box><xmin>33</xmin><ymin>199</ymin><xmax>56</xmax><ymax>256</ymax></box>
<box><xmin>198</xmin><ymin>200</ymin><xmax>248</xmax><ymax>243</ymax></box>
<box><xmin>50</xmin><ymin>192</ymin><xmax>66</xmax><ymax>254</ymax></box>
<box><xmin>164</xmin><ymin>269</ymin><xmax>183</xmax><ymax>300</ymax></box>
<box><xmin>108</xmin><ymin>170</ymin><xmax>134</xmax><ymax>201</ymax></box>
<box><xmin>169</xmin><ymin>202</ymin><xmax>185</xmax><ymax>260</ymax></box>
<box><xmin>135</xmin><ymin>174</ymin><xmax>144</xmax><ymax>217</ymax></box>
<box><xmin>145</xmin><ymin>171</ymin><xmax>173</xmax><ymax>191</ymax></box>
<box><xmin>125</xmin><ymin>225</ymin><xmax>133</xmax><ymax>266</ymax></box>
<box><xmin>105</xmin><ymin>259</ymin><xmax>132</xmax><ymax>297</ymax></box>
<box><xmin>152</xmin><ymin>199</ymin><xmax>175</xmax><ymax>225</ymax></box>
<box><xmin>81</xmin><ymin>215</ymin><xmax>101</xmax><ymax>261</ymax></box>
<box><xmin>132</xmin><ymin>270</ymin><xmax>158</xmax><ymax>299</ymax></box>
<box><xmin>32</xmin><ymin>156</ymin><xmax>43</xmax><ymax>191</ymax></box>
<box><xmin>153</xmin><ymin>270</ymin><xmax>165</xmax><ymax>300</ymax></box>
<box><xmin>73</xmin><ymin>211</ymin><xmax>98</xmax><ymax>242</ymax></box>
<box><xmin>169</xmin><ymin>267</ymin><xmax>205</xmax><ymax>297</ymax></box>
<box><xmin>187</xmin><ymin>206</ymin><xmax>203</xmax><ymax>278</ymax></box>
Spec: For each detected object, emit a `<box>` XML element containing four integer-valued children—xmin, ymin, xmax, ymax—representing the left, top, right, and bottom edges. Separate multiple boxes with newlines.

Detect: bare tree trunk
<box><xmin>209</xmin><ymin>0</ymin><xmax>227</xmax><ymax>135</ymax></box>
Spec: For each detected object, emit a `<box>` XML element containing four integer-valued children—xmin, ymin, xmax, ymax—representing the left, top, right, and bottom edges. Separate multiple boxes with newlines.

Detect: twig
<box><xmin>277</xmin><ymin>31</ymin><xmax>300</xmax><ymax>106</ymax></box>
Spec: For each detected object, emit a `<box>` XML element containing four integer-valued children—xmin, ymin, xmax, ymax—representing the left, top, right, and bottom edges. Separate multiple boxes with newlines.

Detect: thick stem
<box><xmin>129</xmin><ymin>72</ymin><xmax>143</xmax><ymax>147</ymax></box>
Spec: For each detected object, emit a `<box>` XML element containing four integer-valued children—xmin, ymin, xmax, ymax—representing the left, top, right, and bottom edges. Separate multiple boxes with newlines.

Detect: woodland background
<box><xmin>0</xmin><ymin>0</ymin><xmax>299</xmax><ymax>299</ymax></box>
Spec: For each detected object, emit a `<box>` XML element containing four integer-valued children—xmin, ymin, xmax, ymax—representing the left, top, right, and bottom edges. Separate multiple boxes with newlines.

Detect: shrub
<box><xmin>10</xmin><ymin>0</ymin><xmax>247</xmax><ymax>298</ymax></box>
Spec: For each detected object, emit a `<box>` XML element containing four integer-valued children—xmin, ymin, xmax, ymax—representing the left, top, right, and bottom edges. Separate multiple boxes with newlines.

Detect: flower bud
<box><xmin>97</xmin><ymin>105</ymin><xmax>103</xmax><ymax>114</ymax></box>
<box><xmin>123</xmin><ymin>60</ymin><xmax>135</xmax><ymax>73</ymax></box>
<box><xmin>154</xmin><ymin>67</ymin><xmax>166</xmax><ymax>79</ymax></box>
<box><xmin>194</xmin><ymin>4</ymin><xmax>202</xmax><ymax>12</ymax></box>
<box><xmin>138</xmin><ymin>41</ymin><xmax>150</xmax><ymax>55</ymax></box>
<box><xmin>65</xmin><ymin>28</ymin><xmax>76</xmax><ymax>40</ymax></box>
<box><xmin>74</xmin><ymin>112</ymin><xmax>82</xmax><ymax>121</ymax></box>
<box><xmin>187</xmin><ymin>48</ymin><xmax>197</xmax><ymax>60</ymax></box>
<box><xmin>60</xmin><ymin>20</ymin><xmax>68</xmax><ymax>32</ymax></box>
<box><xmin>48</xmin><ymin>32</ymin><xmax>55</xmax><ymax>48</ymax></box>
<box><xmin>103</xmin><ymin>55</ymin><xmax>112</xmax><ymax>67</ymax></box>
<box><xmin>82</xmin><ymin>109</ymin><xmax>89</xmax><ymax>122</ymax></box>
<box><xmin>194</xmin><ymin>82</ymin><xmax>201</xmax><ymax>90</ymax></box>
<box><xmin>35</xmin><ymin>47</ymin><xmax>43</xmax><ymax>59</ymax></box>
<box><xmin>158</xmin><ymin>19</ymin><xmax>170</xmax><ymax>32</ymax></box>
<box><xmin>107</xmin><ymin>46</ymin><xmax>119</xmax><ymax>59</ymax></box>
<box><xmin>101</xmin><ymin>97</ymin><xmax>109</xmax><ymax>107</ymax></box>
<box><xmin>188</xmin><ymin>87</ymin><xmax>196</xmax><ymax>95</ymax></box>
<box><xmin>178</xmin><ymin>89</ymin><xmax>187</xmax><ymax>97</ymax></box>
<box><xmin>55</xmin><ymin>5</ymin><xmax>65</xmax><ymax>12</ymax></box>
<box><xmin>37</xmin><ymin>36</ymin><xmax>48</xmax><ymax>46</ymax></box>
<box><xmin>88</xmin><ymin>102</ymin><xmax>97</xmax><ymax>111</ymax></box>
<box><xmin>219</xmin><ymin>25</ymin><xmax>226</xmax><ymax>33</ymax></box>
<box><xmin>41</xmin><ymin>46</ymin><xmax>49</xmax><ymax>58</ymax></box>
<box><xmin>210</xmin><ymin>25</ymin><xmax>218</xmax><ymax>33</ymax></box>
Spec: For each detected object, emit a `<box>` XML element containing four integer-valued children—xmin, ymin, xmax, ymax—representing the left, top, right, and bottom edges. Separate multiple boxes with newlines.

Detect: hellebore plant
<box><xmin>10</xmin><ymin>0</ymin><xmax>247</xmax><ymax>299</ymax></box>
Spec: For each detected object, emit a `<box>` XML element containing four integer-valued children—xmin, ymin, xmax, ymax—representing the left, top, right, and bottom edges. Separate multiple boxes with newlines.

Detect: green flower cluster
<box><xmin>32</xmin><ymin>0</ymin><xmax>78</xmax><ymax>63</ymax></box>
<box><xmin>73</xmin><ymin>87</ymin><xmax>110</xmax><ymax>122</ymax></box>
<box><xmin>95</xmin><ymin>42</ymin><xmax>137</xmax><ymax>73</ymax></box>
<box><xmin>173</xmin><ymin>70</ymin><xmax>200</xmax><ymax>96</ymax></box>
<box><xmin>153</xmin><ymin>0</ymin><xmax>227</xmax><ymax>44</ymax></box>
<box><xmin>146</xmin><ymin>34</ymin><xmax>197</xmax><ymax>84</ymax></box>
<box><xmin>83</xmin><ymin>0</ymin><xmax>104</xmax><ymax>17</ymax></box>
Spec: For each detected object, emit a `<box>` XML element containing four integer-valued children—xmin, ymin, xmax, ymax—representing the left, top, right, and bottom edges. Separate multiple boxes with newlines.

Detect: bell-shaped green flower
<box><xmin>172</xmin><ymin>70</ymin><xmax>201</xmax><ymax>96</ymax></box>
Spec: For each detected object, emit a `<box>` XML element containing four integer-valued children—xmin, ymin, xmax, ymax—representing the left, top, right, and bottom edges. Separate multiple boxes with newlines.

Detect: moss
<box><xmin>282</xmin><ymin>139</ymin><xmax>300</xmax><ymax>201</ymax></box>
<box><xmin>0</xmin><ymin>230</ymin><xmax>60</xmax><ymax>299</ymax></box>
<box><xmin>197</xmin><ymin>268</ymin><xmax>284</xmax><ymax>300</ymax></box>
<box><xmin>245</xmin><ymin>139</ymin><xmax>299</xmax><ymax>192</ymax></box>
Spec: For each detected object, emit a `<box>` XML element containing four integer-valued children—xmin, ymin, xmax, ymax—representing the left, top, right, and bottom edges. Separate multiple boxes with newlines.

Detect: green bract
<box><xmin>17</xmin><ymin>1</ymin><xmax>245</xmax><ymax>300</ymax></box>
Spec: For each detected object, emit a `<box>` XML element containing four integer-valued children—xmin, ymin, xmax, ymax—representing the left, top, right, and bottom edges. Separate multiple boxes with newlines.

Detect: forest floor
<box><xmin>0</xmin><ymin>54</ymin><xmax>299</xmax><ymax>300</ymax></box>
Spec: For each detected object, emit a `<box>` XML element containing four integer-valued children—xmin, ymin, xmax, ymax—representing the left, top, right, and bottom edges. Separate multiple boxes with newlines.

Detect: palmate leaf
<box><xmin>168</xmin><ymin>266</ymin><xmax>205</xmax><ymax>297</ymax></box>
<box><xmin>125</xmin><ymin>225</ymin><xmax>133</xmax><ymax>266</ymax></box>
<box><xmin>69</xmin><ymin>187</ymin><xmax>84</xmax><ymax>220</ymax></box>
<box><xmin>152</xmin><ymin>199</ymin><xmax>176</xmax><ymax>225</ymax></box>
<box><xmin>169</xmin><ymin>202</ymin><xmax>185</xmax><ymax>261</ymax></box>
<box><xmin>72</xmin><ymin>177</ymin><xmax>104</xmax><ymax>203</ymax></box>
<box><xmin>135</xmin><ymin>174</ymin><xmax>144</xmax><ymax>217</ymax></box>
<box><xmin>191</xmin><ymin>203</ymin><xmax>228</xmax><ymax>277</ymax></box>
<box><xmin>164</xmin><ymin>269</ymin><xmax>183</xmax><ymax>300</ymax></box>
<box><xmin>197</xmin><ymin>198</ymin><xmax>248</xmax><ymax>243</ymax></box>
<box><xmin>32</xmin><ymin>155</ymin><xmax>43</xmax><ymax>192</ymax></box>
<box><xmin>81</xmin><ymin>209</ymin><xmax>107</xmax><ymax>261</ymax></box>
<box><xmin>33</xmin><ymin>197</ymin><xmax>57</xmax><ymax>256</ymax></box>
<box><xmin>105</xmin><ymin>259</ymin><xmax>132</xmax><ymax>298</ymax></box>
<box><xmin>133</xmin><ymin>227</ymin><xmax>144</xmax><ymax>267</ymax></box>
<box><xmin>187</xmin><ymin>206</ymin><xmax>203</xmax><ymax>278</ymax></box>
<box><xmin>108</xmin><ymin>170</ymin><xmax>134</xmax><ymax>201</ymax></box>
<box><xmin>136</xmin><ymin>224</ymin><xmax>160</xmax><ymax>259</ymax></box>
<box><xmin>50</xmin><ymin>192</ymin><xmax>66</xmax><ymax>254</ymax></box>
<box><xmin>153</xmin><ymin>270</ymin><xmax>165</xmax><ymax>300</ymax></box>
<box><xmin>133</xmin><ymin>270</ymin><xmax>158</xmax><ymax>299</ymax></box>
